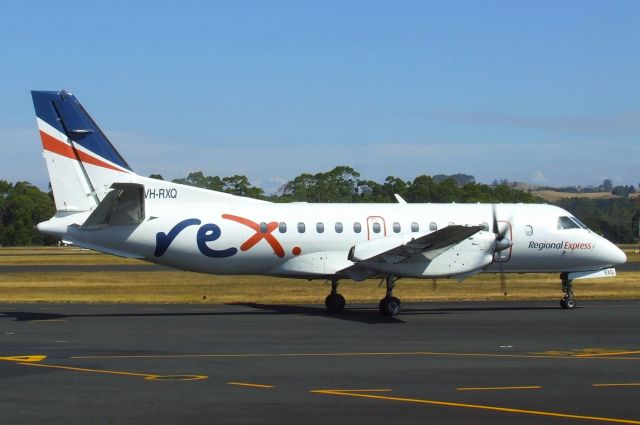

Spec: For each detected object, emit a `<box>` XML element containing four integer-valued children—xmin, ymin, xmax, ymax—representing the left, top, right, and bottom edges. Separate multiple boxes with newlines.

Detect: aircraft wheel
<box><xmin>325</xmin><ymin>293</ymin><xmax>346</xmax><ymax>312</ymax></box>
<box><xmin>560</xmin><ymin>297</ymin><xmax>576</xmax><ymax>310</ymax></box>
<box><xmin>379</xmin><ymin>296</ymin><xmax>402</xmax><ymax>316</ymax></box>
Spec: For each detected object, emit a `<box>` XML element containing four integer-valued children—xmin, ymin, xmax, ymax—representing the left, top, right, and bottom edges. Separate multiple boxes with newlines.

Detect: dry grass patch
<box><xmin>1</xmin><ymin>271</ymin><xmax>638</xmax><ymax>304</ymax></box>
<box><xmin>1</xmin><ymin>246</ymin><xmax>638</xmax><ymax>304</ymax></box>
<box><xmin>0</xmin><ymin>247</ymin><xmax>144</xmax><ymax>266</ymax></box>
<box><xmin>532</xmin><ymin>190</ymin><xmax>620</xmax><ymax>202</ymax></box>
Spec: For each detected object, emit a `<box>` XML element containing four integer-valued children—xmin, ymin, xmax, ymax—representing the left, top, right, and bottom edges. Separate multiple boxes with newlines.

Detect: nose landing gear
<box><xmin>324</xmin><ymin>277</ymin><xmax>345</xmax><ymax>312</ymax></box>
<box><xmin>560</xmin><ymin>273</ymin><xmax>575</xmax><ymax>310</ymax></box>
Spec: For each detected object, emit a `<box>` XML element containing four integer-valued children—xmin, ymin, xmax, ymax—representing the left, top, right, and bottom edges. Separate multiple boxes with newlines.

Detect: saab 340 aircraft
<box><xmin>31</xmin><ymin>90</ymin><xmax>627</xmax><ymax>316</ymax></box>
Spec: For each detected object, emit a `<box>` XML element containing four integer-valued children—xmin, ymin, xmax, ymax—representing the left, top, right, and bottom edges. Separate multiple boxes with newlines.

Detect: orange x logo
<box><xmin>222</xmin><ymin>214</ymin><xmax>285</xmax><ymax>258</ymax></box>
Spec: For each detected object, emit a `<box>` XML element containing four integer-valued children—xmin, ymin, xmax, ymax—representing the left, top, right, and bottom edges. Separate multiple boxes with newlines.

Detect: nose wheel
<box><xmin>560</xmin><ymin>273</ymin><xmax>576</xmax><ymax>310</ymax></box>
<box><xmin>379</xmin><ymin>274</ymin><xmax>402</xmax><ymax>316</ymax></box>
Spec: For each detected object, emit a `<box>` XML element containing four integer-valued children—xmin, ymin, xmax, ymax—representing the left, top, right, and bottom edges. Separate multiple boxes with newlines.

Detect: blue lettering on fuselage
<box><xmin>197</xmin><ymin>224</ymin><xmax>238</xmax><ymax>258</ymax></box>
<box><xmin>154</xmin><ymin>219</ymin><xmax>237</xmax><ymax>258</ymax></box>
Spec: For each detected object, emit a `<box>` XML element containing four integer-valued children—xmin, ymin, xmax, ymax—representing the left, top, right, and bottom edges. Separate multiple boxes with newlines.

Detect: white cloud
<box><xmin>532</xmin><ymin>170</ymin><xmax>547</xmax><ymax>183</ymax></box>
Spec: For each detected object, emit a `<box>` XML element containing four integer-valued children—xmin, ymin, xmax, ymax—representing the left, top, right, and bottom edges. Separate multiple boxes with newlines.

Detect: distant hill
<box><xmin>432</xmin><ymin>173</ymin><xmax>475</xmax><ymax>186</ymax></box>
<box><xmin>532</xmin><ymin>190</ymin><xmax>621</xmax><ymax>203</ymax></box>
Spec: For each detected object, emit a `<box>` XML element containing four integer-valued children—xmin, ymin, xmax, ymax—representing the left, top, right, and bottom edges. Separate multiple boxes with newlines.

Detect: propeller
<box><xmin>491</xmin><ymin>204</ymin><xmax>512</xmax><ymax>296</ymax></box>
<box><xmin>492</xmin><ymin>204</ymin><xmax>512</xmax><ymax>253</ymax></box>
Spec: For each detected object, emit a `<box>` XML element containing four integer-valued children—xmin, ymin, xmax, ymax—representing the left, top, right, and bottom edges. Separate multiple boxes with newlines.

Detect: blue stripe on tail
<box><xmin>31</xmin><ymin>90</ymin><xmax>132</xmax><ymax>171</ymax></box>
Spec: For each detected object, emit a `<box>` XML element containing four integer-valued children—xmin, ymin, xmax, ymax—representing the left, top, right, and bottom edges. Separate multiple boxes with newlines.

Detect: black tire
<box><xmin>325</xmin><ymin>293</ymin><xmax>346</xmax><ymax>312</ymax></box>
<box><xmin>560</xmin><ymin>298</ymin><xmax>567</xmax><ymax>309</ymax></box>
<box><xmin>379</xmin><ymin>296</ymin><xmax>402</xmax><ymax>316</ymax></box>
<box><xmin>565</xmin><ymin>298</ymin><xmax>576</xmax><ymax>309</ymax></box>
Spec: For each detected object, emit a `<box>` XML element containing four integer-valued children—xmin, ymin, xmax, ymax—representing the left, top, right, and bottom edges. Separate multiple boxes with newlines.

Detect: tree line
<box><xmin>1</xmin><ymin>167</ymin><xmax>638</xmax><ymax>245</ymax></box>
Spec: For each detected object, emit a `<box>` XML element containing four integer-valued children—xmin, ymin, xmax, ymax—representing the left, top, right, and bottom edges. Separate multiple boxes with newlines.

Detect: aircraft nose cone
<box><xmin>604</xmin><ymin>244</ymin><xmax>627</xmax><ymax>266</ymax></box>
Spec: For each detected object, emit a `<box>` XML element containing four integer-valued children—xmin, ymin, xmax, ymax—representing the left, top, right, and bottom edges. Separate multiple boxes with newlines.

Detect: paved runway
<box><xmin>1</xmin><ymin>300</ymin><xmax>640</xmax><ymax>424</ymax></box>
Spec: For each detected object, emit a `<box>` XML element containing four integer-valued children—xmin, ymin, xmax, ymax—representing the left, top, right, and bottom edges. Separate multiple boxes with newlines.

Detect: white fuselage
<box><xmin>42</xmin><ymin>197</ymin><xmax>626</xmax><ymax>280</ymax></box>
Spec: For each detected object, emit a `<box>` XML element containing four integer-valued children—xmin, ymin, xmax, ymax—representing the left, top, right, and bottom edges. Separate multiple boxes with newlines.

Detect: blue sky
<box><xmin>1</xmin><ymin>0</ymin><xmax>639</xmax><ymax>193</ymax></box>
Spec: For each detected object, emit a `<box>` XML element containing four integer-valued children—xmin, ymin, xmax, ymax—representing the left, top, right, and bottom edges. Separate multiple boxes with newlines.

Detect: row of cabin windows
<box><xmin>264</xmin><ymin>221</ymin><xmax>537</xmax><ymax>237</ymax></box>
<box><xmin>263</xmin><ymin>221</ymin><xmax>439</xmax><ymax>234</ymax></box>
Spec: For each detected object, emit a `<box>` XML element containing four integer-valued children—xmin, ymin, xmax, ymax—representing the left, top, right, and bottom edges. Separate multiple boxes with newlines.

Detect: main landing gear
<box><xmin>379</xmin><ymin>274</ymin><xmax>402</xmax><ymax>317</ymax></box>
<box><xmin>323</xmin><ymin>275</ymin><xmax>403</xmax><ymax>316</ymax></box>
<box><xmin>324</xmin><ymin>277</ymin><xmax>345</xmax><ymax>312</ymax></box>
<box><xmin>560</xmin><ymin>272</ymin><xmax>576</xmax><ymax>310</ymax></box>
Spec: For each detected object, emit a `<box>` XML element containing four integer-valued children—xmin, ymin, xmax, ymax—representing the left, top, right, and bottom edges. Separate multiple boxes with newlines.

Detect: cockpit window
<box><xmin>557</xmin><ymin>216</ymin><xmax>580</xmax><ymax>230</ymax></box>
<box><xmin>571</xmin><ymin>216</ymin><xmax>588</xmax><ymax>229</ymax></box>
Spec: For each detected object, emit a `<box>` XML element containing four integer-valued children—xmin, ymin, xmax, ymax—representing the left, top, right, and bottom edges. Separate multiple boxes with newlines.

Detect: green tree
<box><xmin>280</xmin><ymin>166</ymin><xmax>360</xmax><ymax>202</ymax></box>
<box><xmin>406</xmin><ymin>175</ymin><xmax>434</xmax><ymax>202</ymax></box>
<box><xmin>172</xmin><ymin>171</ymin><xmax>224</xmax><ymax>191</ymax></box>
<box><xmin>0</xmin><ymin>181</ymin><xmax>56</xmax><ymax>246</ymax></box>
<box><xmin>222</xmin><ymin>175</ymin><xmax>264</xmax><ymax>199</ymax></box>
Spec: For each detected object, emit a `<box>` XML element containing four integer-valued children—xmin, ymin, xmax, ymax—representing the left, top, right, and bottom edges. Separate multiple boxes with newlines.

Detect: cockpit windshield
<box><xmin>557</xmin><ymin>216</ymin><xmax>587</xmax><ymax>230</ymax></box>
<box><xmin>571</xmin><ymin>216</ymin><xmax>588</xmax><ymax>229</ymax></box>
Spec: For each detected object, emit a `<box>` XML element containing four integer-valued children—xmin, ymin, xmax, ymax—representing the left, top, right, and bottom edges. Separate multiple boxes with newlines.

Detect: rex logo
<box><xmin>154</xmin><ymin>214</ymin><xmax>285</xmax><ymax>258</ymax></box>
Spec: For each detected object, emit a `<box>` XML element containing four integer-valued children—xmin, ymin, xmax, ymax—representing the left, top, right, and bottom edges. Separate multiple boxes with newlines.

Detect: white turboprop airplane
<box><xmin>32</xmin><ymin>90</ymin><xmax>627</xmax><ymax>316</ymax></box>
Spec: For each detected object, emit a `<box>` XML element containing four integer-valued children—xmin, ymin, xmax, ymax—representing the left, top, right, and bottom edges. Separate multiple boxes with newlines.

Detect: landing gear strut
<box><xmin>560</xmin><ymin>273</ymin><xmax>576</xmax><ymax>310</ymax></box>
<box><xmin>379</xmin><ymin>274</ymin><xmax>402</xmax><ymax>316</ymax></box>
<box><xmin>324</xmin><ymin>277</ymin><xmax>345</xmax><ymax>312</ymax></box>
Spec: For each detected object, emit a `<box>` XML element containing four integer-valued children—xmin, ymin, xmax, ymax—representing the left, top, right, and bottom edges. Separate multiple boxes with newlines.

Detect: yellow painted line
<box><xmin>17</xmin><ymin>362</ymin><xmax>207</xmax><ymax>381</ymax></box>
<box><xmin>19</xmin><ymin>362</ymin><xmax>158</xmax><ymax>378</ymax></box>
<box><xmin>593</xmin><ymin>383</ymin><xmax>640</xmax><ymax>388</ymax></box>
<box><xmin>0</xmin><ymin>355</ymin><xmax>47</xmax><ymax>363</ymax></box>
<box><xmin>70</xmin><ymin>351</ymin><xmax>640</xmax><ymax>361</ymax></box>
<box><xmin>457</xmin><ymin>386</ymin><xmax>542</xmax><ymax>391</ymax></box>
<box><xmin>228</xmin><ymin>382</ymin><xmax>275</xmax><ymax>389</ymax></box>
<box><xmin>575</xmin><ymin>351</ymin><xmax>640</xmax><ymax>358</ymax></box>
<box><xmin>312</xmin><ymin>390</ymin><xmax>640</xmax><ymax>424</ymax></box>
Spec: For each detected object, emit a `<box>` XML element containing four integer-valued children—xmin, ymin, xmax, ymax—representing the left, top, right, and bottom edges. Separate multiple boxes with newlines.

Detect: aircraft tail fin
<box><xmin>31</xmin><ymin>90</ymin><xmax>134</xmax><ymax>212</ymax></box>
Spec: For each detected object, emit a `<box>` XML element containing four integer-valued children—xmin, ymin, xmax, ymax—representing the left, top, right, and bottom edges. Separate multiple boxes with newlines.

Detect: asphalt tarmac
<box><xmin>1</xmin><ymin>300</ymin><xmax>639</xmax><ymax>425</ymax></box>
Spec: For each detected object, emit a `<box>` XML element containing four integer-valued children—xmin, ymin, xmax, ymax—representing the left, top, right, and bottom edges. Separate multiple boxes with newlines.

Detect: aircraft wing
<box><xmin>348</xmin><ymin>225</ymin><xmax>485</xmax><ymax>265</ymax></box>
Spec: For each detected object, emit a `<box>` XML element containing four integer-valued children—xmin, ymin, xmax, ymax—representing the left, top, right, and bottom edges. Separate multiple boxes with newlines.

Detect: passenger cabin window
<box><xmin>372</xmin><ymin>222</ymin><xmax>381</xmax><ymax>233</ymax></box>
<box><xmin>411</xmin><ymin>222</ymin><xmax>419</xmax><ymax>232</ymax></box>
<box><xmin>259</xmin><ymin>222</ymin><xmax>268</xmax><ymax>233</ymax></box>
<box><xmin>525</xmin><ymin>225</ymin><xmax>533</xmax><ymax>236</ymax></box>
<box><xmin>353</xmin><ymin>222</ymin><xmax>362</xmax><ymax>233</ymax></box>
<box><xmin>557</xmin><ymin>216</ymin><xmax>580</xmax><ymax>230</ymax></box>
<box><xmin>316</xmin><ymin>222</ymin><xmax>325</xmax><ymax>233</ymax></box>
<box><xmin>393</xmin><ymin>222</ymin><xmax>401</xmax><ymax>233</ymax></box>
<box><xmin>278</xmin><ymin>222</ymin><xmax>287</xmax><ymax>233</ymax></box>
<box><xmin>297</xmin><ymin>222</ymin><xmax>306</xmax><ymax>233</ymax></box>
<box><xmin>429</xmin><ymin>222</ymin><xmax>437</xmax><ymax>231</ymax></box>
<box><xmin>335</xmin><ymin>222</ymin><xmax>343</xmax><ymax>233</ymax></box>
